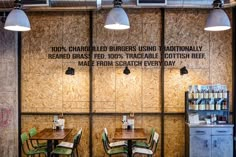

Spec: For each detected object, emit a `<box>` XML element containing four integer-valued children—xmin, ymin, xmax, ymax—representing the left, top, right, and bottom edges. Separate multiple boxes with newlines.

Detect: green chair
<box><xmin>29</xmin><ymin>127</ymin><xmax>47</xmax><ymax>148</ymax></box>
<box><xmin>102</xmin><ymin>132</ymin><xmax>128</xmax><ymax>157</ymax></box>
<box><xmin>104</xmin><ymin>128</ymin><xmax>127</xmax><ymax>148</ymax></box>
<box><xmin>132</xmin><ymin>132</ymin><xmax>159</xmax><ymax>157</ymax></box>
<box><xmin>132</xmin><ymin>128</ymin><xmax>155</xmax><ymax>148</ymax></box>
<box><xmin>50</xmin><ymin>128</ymin><xmax>82</xmax><ymax>157</ymax></box>
<box><xmin>21</xmin><ymin>132</ymin><xmax>47</xmax><ymax>157</ymax></box>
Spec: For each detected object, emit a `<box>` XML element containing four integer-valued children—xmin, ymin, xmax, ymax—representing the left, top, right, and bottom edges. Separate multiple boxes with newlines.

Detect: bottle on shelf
<box><xmin>209</xmin><ymin>98</ymin><xmax>215</xmax><ymax>110</ymax></box>
<box><xmin>193</xmin><ymin>101</ymin><xmax>198</xmax><ymax>110</ymax></box>
<box><xmin>216</xmin><ymin>102</ymin><xmax>221</xmax><ymax>110</ymax></box>
<box><xmin>203</xmin><ymin>89</ymin><xmax>209</xmax><ymax>99</ymax></box>
<box><xmin>199</xmin><ymin>89</ymin><xmax>203</xmax><ymax>99</ymax></box>
<box><xmin>222</xmin><ymin>101</ymin><xmax>227</xmax><ymax>110</ymax></box>
<box><xmin>210</xmin><ymin>114</ymin><xmax>214</xmax><ymax>123</ymax></box>
<box><xmin>209</xmin><ymin>88</ymin><xmax>213</xmax><ymax>98</ymax></box>
<box><xmin>223</xmin><ymin>90</ymin><xmax>227</xmax><ymax>99</ymax></box>
<box><xmin>188</xmin><ymin>89</ymin><xmax>193</xmax><ymax>99</ymax></box>
<box><xmin>193</xmin><ymin>90</ymin><xmax>198</xmax><ymax>99</ymax></box>
<box><xmin>205</xmin><ymin>100</ymin><xmax>209</xmax><ymax>110</ymax></box>
<box><xmin>199</xmin><ymin>100</ymin><xmax>205</xmax><ymax>110</ymax></box>
<box><xmin>214</xmin><ymin>89</ymin><xmax>218</xmax><ymax>99</ymax></box>
<box><xmin>122</xmin><ymin>115</ymin><xmax>128</xmax><ymax>129</ymax></box>
<box><xmin>213</xmin><ymin>114</ymin><xmax>217</xmax><ymax>122</ymax></box>
<box><xmin>189</xmin><ymin>101</ymin><xmax>193</xmax><ymax>110</ymax></box>
<box><xmin>218</xmin><ymin>89</ymin><xmax>223</xmax><ymax>98</ymax></box>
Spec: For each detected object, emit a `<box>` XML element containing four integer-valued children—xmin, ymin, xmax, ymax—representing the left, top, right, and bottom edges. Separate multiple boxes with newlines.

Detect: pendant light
<box><xmin>204</xmin><ymin>0</ymin><xmax>230</xmax><ymax>31</ymax></box>
<box><xmin>104</xmin><ymin>0</ymin><xmax>130</xmax><ymax>30</ymax></box>
<box><xmin>4</xmin><ymin>0</ymin><xmax>31</xmax><ymax>32</ymax></box>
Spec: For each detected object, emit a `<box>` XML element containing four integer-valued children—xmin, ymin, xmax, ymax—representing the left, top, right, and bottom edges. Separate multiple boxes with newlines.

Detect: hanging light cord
<box><xmin>14</xmin><ymin>0</ymin><xmax>22</xmax><ymax>9</ymax></box>
<box><xmin>113</xmin><ymin>0</ymin><xmax>122</xmax><ymax>8</ymax></box>
<box><xmin>213</xmin><ymin>0</ymin><xmax>223</xmax><ymax>9</ymax></box>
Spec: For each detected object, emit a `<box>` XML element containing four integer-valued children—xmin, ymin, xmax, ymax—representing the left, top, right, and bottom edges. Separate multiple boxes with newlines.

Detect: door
<box><xmin>190</xmin><ymin>135</ymin><xmax>211</xmax><ymax>157</ymax></box>
<box><xmin>211</xmin><ymin>135</ymin><xmax>233</xmax><ymax>157</ymax></box>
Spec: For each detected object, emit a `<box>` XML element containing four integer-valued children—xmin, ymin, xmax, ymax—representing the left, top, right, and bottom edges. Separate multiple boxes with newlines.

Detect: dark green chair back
<box><xmin>148</xmin><ymin>128</ymin><xmax>155</xmax><ymax>144</ymax></box>
<box><xmin>103</xmin><ymin>128</ymin><xmax>110</xmax><ymax>145</ymax></box>
<box><xmin>21</xmin><ymin>132</ymin><xmax>29</xmax><ymax>143</ymax></box>
<box><xmin>73</xmin><ymin>128</ymin><xmax>82</xmax><ymax>150</ymax></box>
<box><xmin>102</xmin><ymin>132</ymin><xmax>110</xmax><ymax>154</ymax></box>
<box><xmin>29</xmin><ymin>127</ymin><xmax>37</xmax><ymax>137</ymax></box>
<box><xmin>151</xmin><ymin>132</ymin><xmax>159</xmax><ymax>154</ymax></box>
<box><xmin>21</xmin><ymin>132</ymin><xmax>30</xmax><ymax>155</ymax></box>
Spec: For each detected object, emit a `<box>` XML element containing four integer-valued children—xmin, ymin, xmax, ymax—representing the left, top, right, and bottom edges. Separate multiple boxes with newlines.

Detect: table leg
<box><xmin>47</xmin><ymin>140</ymin><xmax>53</xmax><ymax>157</ymax></box>
<box><xmin>128</xmin><ymin>140</ymin><xmax>132</xmax><ymax>157</ymax></box>
<box><xmin>54</xmin><ymin>140</ymin><xmax>59</xmax><ymax>157</ymax></box>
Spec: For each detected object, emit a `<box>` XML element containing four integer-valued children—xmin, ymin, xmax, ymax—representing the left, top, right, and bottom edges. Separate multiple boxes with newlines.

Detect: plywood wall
<box><xmin>0</xmin><ymin>22</ymin><xmax>18</xmax><ymax>157</ymax></box>
<box><xmin>21</xmin><ymin>8</ymin><xmax>232</xmax><ymax>157</ymax></box>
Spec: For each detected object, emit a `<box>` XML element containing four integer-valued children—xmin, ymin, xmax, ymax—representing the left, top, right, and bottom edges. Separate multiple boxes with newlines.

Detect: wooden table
<box><xmin>113</xmin><ymin>128</ymin><xmax>147</xmax><ymax>157</ymax></box>
<box><xmin>30</xmin><ymin>128</ymin><xmax>72</xmax><ymax>156</ymax></box>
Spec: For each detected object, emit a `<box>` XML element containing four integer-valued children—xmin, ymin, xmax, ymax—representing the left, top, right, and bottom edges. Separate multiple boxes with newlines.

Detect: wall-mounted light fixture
<box><xmin>123</xmin><ymin>66</ymin><xmax>130</xmax><ymax>75</ymax></box>
<box><xmin>4</xmin><ymin>0</ymin><xmax>31</xmax><ymax>32</ymax></box>
<box><xmin>180</xmin><ymin>66</ymin><xmax>188</xmax><ymax>75</ymax></box>
<box><xmin>104</xmin><ymin>0</ymin><xmax>130</xmax><ymax>30</ymax></box>
<box><xmin>204</xmin><ymin>0</ymin><xmax>230</xmax><ymax>31</ymax></box>
<box><xmin>65</xmin><ymin>67</ymin><xmax>75</xmax><ymax>75</ymax></box>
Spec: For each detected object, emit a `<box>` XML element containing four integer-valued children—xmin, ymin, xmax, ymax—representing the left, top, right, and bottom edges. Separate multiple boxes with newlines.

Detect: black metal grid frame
<box><xmin>232</xmin><ymin>6</ymin><xmax>236</xmax><ymax>157</ymax></box>
<box><xmin>18</xmin><ymin>8</ymin><xmax>236</xmax><ymax>157</ymax></box>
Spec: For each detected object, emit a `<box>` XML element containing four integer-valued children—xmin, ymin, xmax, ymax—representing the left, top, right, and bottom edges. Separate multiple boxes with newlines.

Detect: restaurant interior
<box><xmin>0</xmin><ymin>0</ymin><xmax>236</xmax><ymax>157</ymax></box>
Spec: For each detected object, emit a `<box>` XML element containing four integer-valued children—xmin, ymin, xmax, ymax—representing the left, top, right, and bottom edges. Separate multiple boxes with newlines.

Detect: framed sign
<box><xmin>137</xmin><ymin>0</ymin><xmax>166</xmax><ymax>6</ymax></box>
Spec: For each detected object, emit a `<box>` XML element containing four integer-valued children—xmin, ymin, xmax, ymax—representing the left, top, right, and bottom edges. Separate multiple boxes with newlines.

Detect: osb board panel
<box><xmin>93</xmin><ymin>67</ymin><xmax>161</xmax><ymax>113</ymax></box>
<box><xmin>142</xmin><ymin>69</ymin><xmax>161</xmax><ymax>112</ymax></box>
<box><xmin>93</xmin><ymin>9</ymin><xmax>162</xmax><ymax>46</ymax></box>
<box><xmin>92</xmin><ymin>116</ymin><xmax>116</xmax><ymax>157</ymax></box>
<box><xmin>164</xmin><ymin>69</ymin><xmax>210</xmax><ymax>112</ymax></box>
<box><xmin>93</xmin><ymin>9</ymin><xmax>161</xmax><ymax>64</ymax></box>
<box><xmin>92</xmin><ymin>115</ymin><xmax>161</xmax><ymax>157</ymax></box>
<box><xmin>21</xmin><ymin>115</ymin><xmax>89</xmax><ymax>157</ymax></box>
<box><xmin>164</xmin><ymin>9</ymin><xmax>232</xmax><ymax>113</ymax></box>
<box><xmin>0</xmin><ymin>23</ymin><xmax>18</xmax><ymax>157</ymax></box>
<box><xmin>62</xmin><ymin>63</ymin><xmax>89</xmax><ymax>102</ymax></box>
<box><xmin>209</xmin><ymin>9</ymin><xmax>232</xmax><ymax>111</ymax></box>
<box><xmin>22</xmin><ymin>12</ymin><xmax>90</xmax><ymax>113</ymax></box>
<box><xmin>116</xmin><ymin>67</ymin><xmax>142</xmax><ymax>113</ymax></box>
<box><xmin>165</xmin><ymin>9</ymin><xmax>210</xmax><ymax>69</ymax></box>
<box><xmin>62</xmin><ymin>12</ymin><xmax>90</xmax><ymax>46</ymax></box>
<box><xmin>93</xmin><ymin>67</ymin><xmax>116</xmax><ymax>102</ymax></box>
<box><xmin>164</xmin><ymin>116</ymin><xmax>185</xmax><ymax>157</ymax></box>
<box><xmin>21</xmin><ymin>73</ymin><xmax>63</xmax><ymax>112</ymax></box>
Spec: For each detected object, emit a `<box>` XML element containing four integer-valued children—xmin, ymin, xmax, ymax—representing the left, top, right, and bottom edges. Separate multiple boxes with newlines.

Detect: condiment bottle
<box><xmin>214</xmin><ymin>90</ymin><xmax>218</xmax><ymax>99</ymax></box>
<box><xmin>216</xmin><ymin>102</ymin><xmax>221</xmax><ymax>110</ymax></box>
<box><xmin>204</xmin><ymin>90</ymin><xmax>209</xmax><ymax>99</ymax></box>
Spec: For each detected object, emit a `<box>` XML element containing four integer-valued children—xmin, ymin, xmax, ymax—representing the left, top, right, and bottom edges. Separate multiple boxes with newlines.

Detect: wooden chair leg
<box><xmin>76</xmin><ymin>148</ymin><xmax>78</xmax><ymax>157</ymax></box>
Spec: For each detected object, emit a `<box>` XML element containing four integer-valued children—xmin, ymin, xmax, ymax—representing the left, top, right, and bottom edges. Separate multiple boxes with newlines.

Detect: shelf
<box><xmin>188</xmin><ymin>110</ymin><xmax>228</xmax><ymax>112</ymax></box>
<box><xmin>185</xmin><ymin>91</ymin><xmax>230</xmax><ymax>123</ymax></box>
<box><xmin>188</xmin><ymin>98</ymin><xmax>227</xmax><ymax>101</ymax></box>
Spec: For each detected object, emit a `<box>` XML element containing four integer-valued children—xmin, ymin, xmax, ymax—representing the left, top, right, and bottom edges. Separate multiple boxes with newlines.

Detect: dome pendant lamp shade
<box><xmin>204</xmin><ymin>0</ymin><xmax>231</xmax><ymax>31</ymax></box>
<box><xmin>104</xmin><ymin>0</ymin><xmax>130</xmax><ymax>30</ymax></box>
<box><xmin>4</xmin><ymin>0</ymin><xmax>31</xmax><ymax>32</ymax></box>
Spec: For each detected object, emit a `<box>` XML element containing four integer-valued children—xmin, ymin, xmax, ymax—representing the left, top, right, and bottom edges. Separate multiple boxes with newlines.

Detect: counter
<box><xmin>186</xmin><ymin>122</ymin><xmax>234</xmax><ymax>128</ymax></box>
